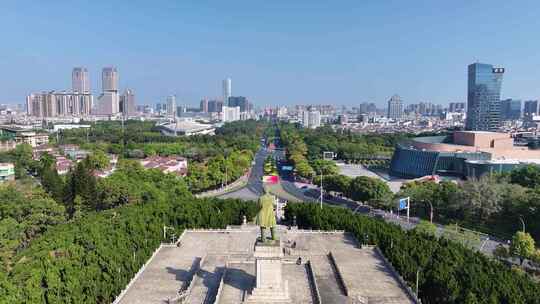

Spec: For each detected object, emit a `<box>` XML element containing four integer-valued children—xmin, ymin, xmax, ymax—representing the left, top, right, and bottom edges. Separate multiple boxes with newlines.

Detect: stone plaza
<box><xmin>113</xmin><ymin>225</ymin><xmax>417</xmax><ymax>304</ymax></box>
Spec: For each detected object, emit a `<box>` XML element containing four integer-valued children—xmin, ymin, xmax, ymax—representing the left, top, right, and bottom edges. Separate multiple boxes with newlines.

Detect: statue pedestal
<box><xmin>247</xmin><ymin>240</ymin><xmax>291</xmax><ymax>303</ymax></box>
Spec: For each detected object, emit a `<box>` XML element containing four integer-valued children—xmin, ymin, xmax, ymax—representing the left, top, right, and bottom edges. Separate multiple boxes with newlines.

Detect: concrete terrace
<box><xmin>114</xmin><ymin>226</ymin><xmax>416</xmax><ymax>304</ymax></box>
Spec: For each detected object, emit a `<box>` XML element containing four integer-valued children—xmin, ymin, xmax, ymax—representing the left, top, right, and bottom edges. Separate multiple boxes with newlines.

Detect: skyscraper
<box><xmin>465</xmin><ymin>63</ymin><xmax>504</xmax><ymax>131</ymax></box>
<box><xmin>102</xmin><ymin>67</ymin><xmax>119</xmax><ymax>92</ymax></box>
<box><xmin>120</xmin><ymin>89</ymin><xmax>136</xmax><ymax>117</ymax></box>
<box><xmin>200</xmin><ymin>98</ymin><xmax>209</xmax><ymax>113</ymax></box>
<box><xmin>500</xmin><ymin>98</ymin><xmax>521</xmax><ymax>120</ymax></box>
<box><xmin>94</xmin><ymin>67</ymin><xmax>119</xmax><ymax>115</ymax></box>
<box><xmin>208</xmin><ymin>99</ymin><xmax>223</xmax><ymax>113</ymax></box>
<box><xmin>72</xmin><ymin>67</ymin><xmax>90</xmax><ymax>93</ymax></box>
<box><xmin>228</xmin><ymin>96</ymin><xmax>251</xmax><ymax>112</ymax></box>
<box><xmin>387</xmin><ymin>95</ymin><xmax>403</xmax><ymax>120</ymax></box>
<box><xmin>223</xmin><ymin>78</ymin><xmax>232</xmax><ymax>105</ymax></box>
<box><xmin>524</xmin><ymin>100</ymin><xmax>539</xmax><ymax>121</ymax></box>
<box><xmin>166</xmin><ymin>95</ymin><xmax>176</xmax><ymax>117</ymax></box>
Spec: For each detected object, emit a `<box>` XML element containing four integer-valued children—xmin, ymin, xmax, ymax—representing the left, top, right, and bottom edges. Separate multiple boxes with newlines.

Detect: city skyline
<box><xmin>3</xmin><ymin>1</ymin><xmax>540</xmax><ymax>106</ymax></box>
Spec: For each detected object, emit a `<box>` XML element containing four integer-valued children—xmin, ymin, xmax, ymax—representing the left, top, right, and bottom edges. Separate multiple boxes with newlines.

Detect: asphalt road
<box><xmin>216</xmin><ymin>147</ymin><xmax>268</xmax><ymax>200</ymax></box>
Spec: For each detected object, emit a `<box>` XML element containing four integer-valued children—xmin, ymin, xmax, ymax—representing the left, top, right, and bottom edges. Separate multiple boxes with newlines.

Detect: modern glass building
<box><xmin>390</xmin><ymin>136</ymin><xmax>490</xmax><ymax>178</ymax></box>
<box><xmin>465</xmin><ymin>63</ymin><xmax>504</xmax><ymax>131</ymax></box>
<box><xmin>523</xmin><ymin>100</ymin><xmax>539</xmax><ymax>120</ymax></box>
<box><xmin>390</xmin><ymin>132</ymin><xmax>540</xmax><ymax>179</ymax></box>
<box><xmin>500</xmin><ymin>98</ymin><xmax>521</xmax><ymax>120</ymax></box>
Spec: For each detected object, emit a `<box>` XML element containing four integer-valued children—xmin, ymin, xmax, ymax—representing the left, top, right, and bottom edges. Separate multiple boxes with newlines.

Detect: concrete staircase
<box><xmin>309</xmin><ymin>255</ymin><xmax>349</xmax><ymax>304</ymax></box>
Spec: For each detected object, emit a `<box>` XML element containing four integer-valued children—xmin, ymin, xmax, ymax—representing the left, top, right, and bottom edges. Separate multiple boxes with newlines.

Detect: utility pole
<box><xmin>519</xmin><ymin>216</ymin><xmax>526</xmax><ymax>232</ymax></box>
<box><xmin>429</xmin><ymin>202</ymin><xmax>434</xmax><ymax>223</ymax></box>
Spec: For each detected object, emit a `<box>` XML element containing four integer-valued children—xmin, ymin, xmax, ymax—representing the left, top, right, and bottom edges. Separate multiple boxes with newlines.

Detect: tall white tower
<box><xmin>93</xmin><ymin>67</ymin><xmax>119</xmax><ymax>115</ymax></box>
<box><xmin>167</xmin><ymin>95</ymin><xmax>176</xmax><ymax>118</ymax></box>
<box><xmin>72</xmin><ymin>67</ymin><xmax>90</xmax><ymax>93</ymax></box>
<box><xmin>102</xmin><ymin>67</ymin><xmax>119</xmax><ymax>92</ymax></box>
<box><xmin>222</xmin><ymin>77</ymin><xmax>232</xmax><ymax>106</ymax></box>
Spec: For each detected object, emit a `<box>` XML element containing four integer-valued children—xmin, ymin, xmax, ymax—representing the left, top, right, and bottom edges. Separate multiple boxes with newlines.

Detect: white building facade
<box><xmin>222</xmin><ymin>106</ymin><xmax>240</xmax><ymax>122</ymax></box>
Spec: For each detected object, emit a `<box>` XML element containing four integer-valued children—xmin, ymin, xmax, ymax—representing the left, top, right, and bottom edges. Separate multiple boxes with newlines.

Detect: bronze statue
<box><xmin>255</xmin><ymin>192</ymin><xmax>277</xmax><ymax>241</ymax></box>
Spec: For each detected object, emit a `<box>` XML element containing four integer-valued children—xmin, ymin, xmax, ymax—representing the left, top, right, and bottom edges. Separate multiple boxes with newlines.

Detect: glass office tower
<box><xmin>465</xmin><ymin>63</ymin><xmax>504</xmax><ymax>131</ymax></box>
<box><xmin>500</xmin><ymin>98</ymin><xmax>521</xmax><ymax>120</ymax></box>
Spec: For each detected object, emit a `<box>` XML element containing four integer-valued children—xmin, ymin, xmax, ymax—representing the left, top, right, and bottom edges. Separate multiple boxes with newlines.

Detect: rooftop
<box><xmin>114</xmin><ymin>226</ymin><xmax>416</xmax><ymax>304</ymax></box>
<box><xmin>163</xmin><ymin>120</ymin><xmax>215</xmax><ymax>133</ymax></box>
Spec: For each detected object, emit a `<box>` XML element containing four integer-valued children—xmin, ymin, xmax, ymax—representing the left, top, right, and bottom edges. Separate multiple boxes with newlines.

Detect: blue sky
<box><xmin>2</xmin><ymin>0</ymin><xmax>540</xmax><ymax>107</ymax></box>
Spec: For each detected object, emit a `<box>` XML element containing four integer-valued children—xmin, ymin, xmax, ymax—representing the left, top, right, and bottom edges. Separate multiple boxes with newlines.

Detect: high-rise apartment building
<box><xmin>120</xmin><ymin>89</ymin><xmax>136</xmax><ymax>117</ymax></box>
<box><xmin>166</xmin><ymin>95</ymin><xmax>176</xmax><ymax>117</ymax></box>
<box><xmin>465</xmin><ymin>63</ymin><xmax>504</xmax><ymax>131</ymax></box>
<box><xmin>223</xmin><ymin>78</ymin><xmax>232</xmax><ymax>105</ymax></box>
<box><xmin>387</xmin><ymin>95</ymin><xmax>403</xmax><ymax>120</ymax></box>
<box><xmin>302</xmin><ymin>110</ymin><xmax>321</xmax><ymax>129</ymax></box>
<box><xmin>449</xmin><ymin>102</ymin><xmax>466</xmax><ymax>113</ymax></box>
<box><xmin>200</xmin><ymin>98</ymin><xmax>209</xmax><ymax>113</ymax></box>
<box><xmin>94</xmin><ymin>67</ymin><xmax>120</xmax><ymax>115</ymax></box>
<box><xmin>222</xmin><ymin>106</ymin><xmax>240</xmax><ymax>122</ymax></box>
<box><xmin>359</xmin><ymin>102</ymin><xmax>377</xmax><ymax>114</ymax></box>
<box><xmin>102</xmin><ymin>67</ymin><xmax>119</xmax><ymax>92</ymax></box>
<box><xmin>228</xmin><ymin>96</ymin><xmax>251</xmax><ymax>112</ymax></box>
<box><xmin>523</xmin><ymin>100</ymin><xmax>539</xmax><ymax>121</ymax></box>
<box><xmin>27</xmin><ymin>91</ymin><xmax>93</xmax><ymax>117</ymax></box>
<box><xmin>208</xmin><ymin>99</ymin><xmax>223</xmax><ymax>113</ymax></box>
<box><xmin>72</xmin><ymin>67</ymin><xmax>90</xmax><ymax>93</ymax></box>
<box><xmin>500</xmin><ymin>98</ymin><xmax>521</xmax><ymax>120</ymax></box>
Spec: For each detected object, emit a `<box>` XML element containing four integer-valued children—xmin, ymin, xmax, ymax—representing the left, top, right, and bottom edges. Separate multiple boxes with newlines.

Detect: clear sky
<box><xmin>2</xmin><ymin>0</ymin><xmax>540</xmax><ymax>107</ymax></box>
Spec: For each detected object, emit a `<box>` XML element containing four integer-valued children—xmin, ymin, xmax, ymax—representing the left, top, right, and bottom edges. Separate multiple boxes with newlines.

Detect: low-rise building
<box><xmin>0</xmin><ymin>126</ymin><xmax>49</xmax><ymax>149</ymax></box>
<box><xmin>56</xmin><ymin>156</ymin><xmax>74</xmax><ymax>175</ymax></box>
<box><xmin>390</xmin><ymin>130</ymin><xmax>540</xmax><ymax>179</ymax></box>
<box><xmin>0</xmin><ymin>163</ymin><xmax>15</xmax><ymax>182</ymax></box>
<box><xmin>158</xmin><ymin>119</ymin><xmax>215</xmax><ymax>137</ymax></box>
<box><xmin>60</xmin><ymin>144</ymin><xmax>90</xmax><ymax>160</ymax></box>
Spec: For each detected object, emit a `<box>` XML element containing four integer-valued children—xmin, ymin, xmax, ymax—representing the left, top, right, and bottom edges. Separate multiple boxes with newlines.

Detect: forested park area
<box><xmin>0</xmin><ymin>164</ymin><xmax>258</xmax><ymax>303</ymax></box>
<box><xmin>1</xmin><ymin>120</ymin><xmax>540</xmax><ymax>303</ymax></box>
<box><xmin>285</xmin><ymin>203</ymin><xmax>540</xmax><ymax>304</ymax></box>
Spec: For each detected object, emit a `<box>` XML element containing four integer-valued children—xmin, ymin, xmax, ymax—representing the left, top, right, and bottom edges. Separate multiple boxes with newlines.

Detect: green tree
<box><xmin>87</xmin><ymin>150</ymin><xmax>110</xmax><ymax>170</ymax></box>
<box><xmin>12</xmin><ymin>143</ymin><xmax>34</xmax><ymax>178</ymax></box>
<box><xmin>349</xmin><ymin>176</ymin><xmax>392</xmax><ymax>208</ymax></box>
<box><xmin>510</xmin><ymin>231</ymin><xmax>535</xmax><ymax>265</ymax></box>
<box><xmin>415</xmin><ymin>220</ymin><xmax>437</xmax><ymax>236</ymax></box>
<box><xmin>65</xmin><ymin>159</ymin><xmax>97</xmax><ymax>213</ymax></box>
<box><xmin>510</xmin><ymin>165</ymin><xmax>540</xmax><ymax>188</ymax></box>
<box><xmin>295</xmin><ymin>160</ymin><xmax>315</xmax><ymax>180</ymax></box>
<box><xmin>40</xmin><ymin>166</ymin><xmax>64</xmax><ymax>203</ymax></box>
<box><xmin>311</xmin><ymin>159</ymin><xmax>339</xmax><ymax>176</ymax></box>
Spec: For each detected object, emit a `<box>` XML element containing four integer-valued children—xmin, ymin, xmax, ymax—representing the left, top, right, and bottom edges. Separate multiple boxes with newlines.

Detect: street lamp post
<box><xmin>320</xmin><ymin>168</ymin><xmax>323</xmax><ymax>209</ymax></box>
<box><xmin>416</xmin><ymin>268</ymin><xmax>420</xmax><ymax>297</ymax></box>
<box><xmin>320</xmin><ymin>151</ymin><xmax>334</xmax><ymax>210</ymax></box>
